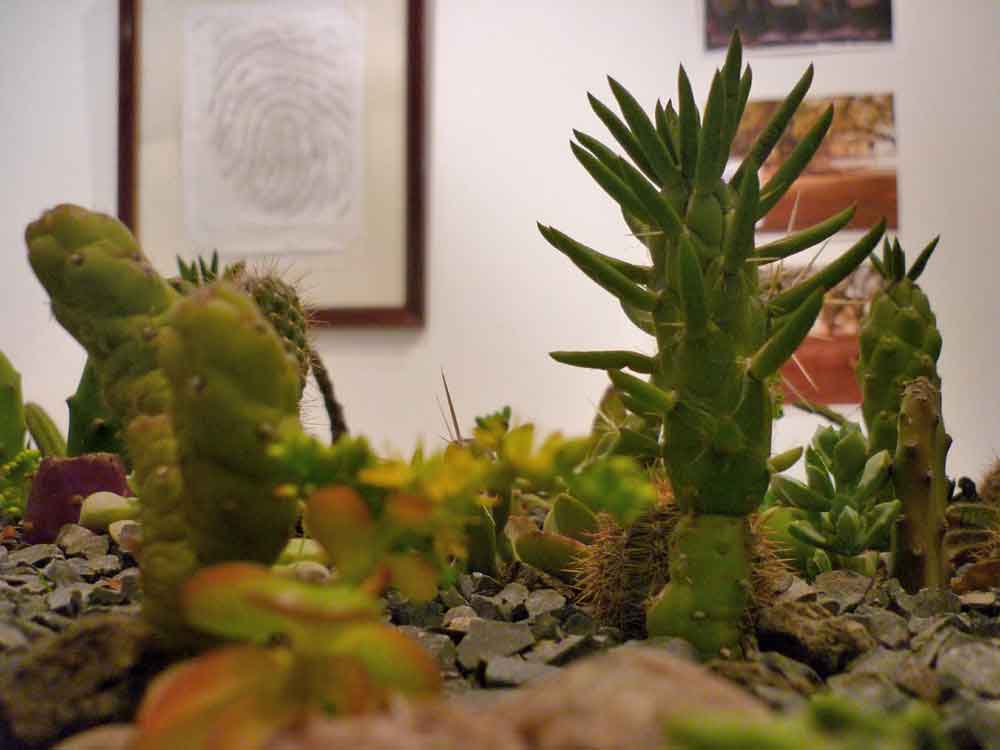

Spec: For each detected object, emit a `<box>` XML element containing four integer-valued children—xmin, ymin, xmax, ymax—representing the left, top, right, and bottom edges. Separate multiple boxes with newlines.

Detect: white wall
<box><xmin>2</xmin><ymin>1</ymin><xmax>998</xmax><ymax>481</ymax></box>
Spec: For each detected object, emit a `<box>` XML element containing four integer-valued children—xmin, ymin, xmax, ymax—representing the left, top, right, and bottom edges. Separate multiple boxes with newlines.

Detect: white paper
<box><xmin>182</xmin><ymin>2</ymin><xmax>365</xmax><ymax>256</ymax></box>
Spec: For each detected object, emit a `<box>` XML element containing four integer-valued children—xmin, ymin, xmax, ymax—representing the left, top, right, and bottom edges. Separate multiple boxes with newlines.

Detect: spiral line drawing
<box><xmin>192</xmin><ymin>8</ymin><xmax>362</xmax><ymax>222</ymax></box>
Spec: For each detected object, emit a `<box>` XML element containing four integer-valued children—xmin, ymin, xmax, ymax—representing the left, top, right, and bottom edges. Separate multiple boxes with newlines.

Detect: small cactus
<box><xmin>24</xmin><ymin>402</ymin><xmax>66</xmax><ymax>457</ymax></box>
<box><xmin>0</xmin><ymin>351</ymin><xmax>26</xmax><ymax>465</ymax></box>
<box><xmin>857</xmin><ymin>237</ymin><xmax>942</xmax><ymax>456</ymax></box>
<box><xmin>891</xmin><ymin>377</ymin><xmax>951</xmax><ymax>593</ymax></box>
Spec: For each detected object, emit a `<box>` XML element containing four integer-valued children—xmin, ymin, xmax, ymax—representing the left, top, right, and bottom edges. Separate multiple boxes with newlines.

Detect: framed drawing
<box><xmin>118</xmin><ymin>0</ymin><xmax>425</xmax><ymax>326</ymax></box>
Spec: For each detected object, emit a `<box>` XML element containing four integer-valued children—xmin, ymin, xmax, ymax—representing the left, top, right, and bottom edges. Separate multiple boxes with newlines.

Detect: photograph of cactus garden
<box><xmin>1</xmin><ymin>2</ymin><xmax>999</xmax><ymax>749</ymax></box>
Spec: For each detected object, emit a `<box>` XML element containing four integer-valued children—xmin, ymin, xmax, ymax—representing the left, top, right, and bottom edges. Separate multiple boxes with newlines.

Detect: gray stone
<box><xmin>484</xmin><ymin>655</ymin><xmax>558</xmax><ymax>687</ymax></box>
<box><xmin>756</xmin><ymin>600</ymin><xmax>876</xmax><ymax>675</ymax></box>
<box><xmin>909</xmin><ymin>612</ymin><xmax>970</xmax><ymax>638</ymax></box>
<box><xmin>456</xmin><ymin>620</ymin><xmax>535</xmax><ymax>672</ymax></box>
<box><xmin>389</xmin><ymin>597</ymin><xmax>443</xmax><ymax>629</ymax></box>
<box><xmin>960</xmin><ymin>590</ymin><xmax>998</xmax><ymax>609</ymax></box>
<box><xmin>826</xmin><ymin>671</ymin><xmax>911</xmax><ymax>712</ymax></box>
<box><xmin>849</xmin><ymin>606</ymin><xmax>909</xmax><ymax>649</ymax></box>
<box><xmin>31</xmin><ymin>611</ymin><xmax>73</xmax><ymax>632</ymax></box>
<box><xmin>774</xmin><ymin>576</ymin><xmax>817</xmax><ymax>605</ymax></box>
<box><xmin>813</xmin><ymin>570</ymin><xmax>871</xmax><ymax>614</ymax></box>
<box><xmin>112</xmin><ymin>568</ymin><xmax>141</xmax><ymax>599</ymax></box>
<box><xmin>45</xmin><ymin>584</ymin><xmax>91</xmax><ymax>614</ymax></box>
<box><xmin>438</xmin><ymin>585</ymin><xmax>466</xmax><ymax>610</ymax></box>
<box><xmin>494</xmin><ymin>583</ymin><xmax>529</xmax><ymax>620</ymax></box>
<box><xmin>912</xmin><ymin>625</ymin><xmax>978</xmax><ymax>669</ymax></box>
<box><xmin>847</xmin><ymin>646</ymin><xmax>909</xmax><ymax>676</ymax></box>
<box><xmin>759</xmin><ymin>651</ymin><xmax>823</xmax><ymax>693</ymax></box>
<box><xmin>941</xmin><ymin>691</ymin><xmax>1000</xmax><ymax>750</ymax></box>
<box><xmin>442</xmin><ymin>605</ymin><xmax>479</xmax><ymax>633</ymax></box>
<box><xmin>882</xmin><ymin>578</ymin><xmax>916</xmax><ymax>615</ymax></box>
<box><xmin>458</xmin><ymin>572</ymin><xmax>503</xmax><ymax>599</ymax></box>
<box><xmin>0</xmin><ymin>601</ymin><xmax>14</xmax><ymax>618</ymax></box>
<box><xmin>910</xmin><ymin>588</ymin><xmax>962</xmax><ymax>618</ymax></box>
<box><xmin>41</xmin><ymin>559</ymin><xmax>82</xmax><ymax>587</ymax></box>
<box><xmin>525</xmin><ymin>589</ymin><xmax>566</xmax><ymax>620</ymax></box>
<box><xmin>89</xmin><ymin>583</ymin><xmax>126</xmax><ymax>606</ymax></box>
<box><xmin>529</xmin><ymin>612</ymin><xmax>561</xmax><ymax>640</ymax></box>
<box><xmin>56</xmin><ymin>524</ymin><xmax>109</xmax><ymax>558</ymax></box>
<box><xmin>938</xmin><ymin>642</ymin><xmax>1000</xmax><ymax>697</ymax></box>
<box><xmin>751</xmin><ymin>685</ymin><xmax>808</xmax><ymax>713</ymax></box>
<box><xmin>66</xmin><ymin>557</ymin><xmax>96</xmax><ymax>580</ymax></box>
<box><xmin>5</xmin><ymin>576</ymin><xmax>49</xmax><ymax>596</ymax></box>
<box><xmin>0</xmin><ymin>621</ymin><xmax>28</xmax><ymax>650</ymax></box>
<box><xmin>9</xmin><ymin>544</ymin><xmax>63</xmax><ymax>567</ymax></box>
<box><xmin>468</xmin><ymin>594</ymin><xmax>501</xmax><ymax>620</ymax></box>
<box><xmin>525</xmin><ymin>635</ymin><xmax>589</xmax><ymax>665</ymax></box>
<box><xmin>87</xmin><ymin>554</ymin><xmax>122</xmax><ymax>577</ymax></box>
<box><xmin>398</xmin><ymin>626</ymin><xmax>457</xmax><ymax>673</ymax></box>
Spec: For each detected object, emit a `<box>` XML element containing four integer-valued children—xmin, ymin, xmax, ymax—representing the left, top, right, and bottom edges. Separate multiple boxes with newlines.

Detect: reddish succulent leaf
<box><xmin>304</xmin><ymin>485</ymin><xmax>376</xmax><ymax>580</ymax></box>
<box><xmin>182</xmin><ymin>562</ymin><xmax>380</xmax><ymax>642</ymax></box>
<box><xmin>384</xmin><ymin>553</ymin><xmax>439</xmax><ymax>602</ymax></box>
<box><xmin>135</xmin><ymin>645</ymin><xmax>292</xmax><ymax>750</ymax></box>
<box><xmin>324</xmin><ymin>622</ymin><xmax>442</xmax><ymax>698</ymax></box>
<box><xmin>206</xmin><ymin>693</ymin><xmax>303</xmax><ymax>750</ymax></box>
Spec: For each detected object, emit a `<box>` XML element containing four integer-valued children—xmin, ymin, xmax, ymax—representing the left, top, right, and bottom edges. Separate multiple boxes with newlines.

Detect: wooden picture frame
<box><xmin>118</xmin><ymin>0</ymin><xmax>425</xmax><ymax>326</ymax></box>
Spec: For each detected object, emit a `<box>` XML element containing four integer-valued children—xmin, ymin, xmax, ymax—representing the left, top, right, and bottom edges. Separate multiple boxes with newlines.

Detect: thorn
<box><xmin>440</xmin><ymin>369</ymin><xmax>463</xmax><ymax>443</ymax></box>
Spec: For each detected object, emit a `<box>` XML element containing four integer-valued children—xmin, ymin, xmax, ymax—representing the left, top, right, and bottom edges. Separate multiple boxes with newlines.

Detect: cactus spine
<box><xmin>0</xmin><ymin>351</ymin><xmax>25</xmax><ymax>464</ymax></box>
<box><xmin>858</xmin><ymin>237</ymin><xmax>942</xmax><ymax>456</ymax></box>
<box><xmin>540</xmin><ymin>33</ymin><xmax>884</xmax><ymax>655</ymax></box>
<box><xmin>891</xmin><ymin>377</ymin><xmax>951</xmax><ymax>592</ymax></box>
<box><xmin>24</xmin><ymin>402</ymin><xmax>66</xmax><ymax>457</ymax></box>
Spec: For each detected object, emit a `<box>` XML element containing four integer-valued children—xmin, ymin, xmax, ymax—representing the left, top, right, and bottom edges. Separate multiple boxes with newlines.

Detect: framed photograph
<box><xmin>118</xmin><ymin>0</ymin><xmax>425</xmax><ymax>326</ymax></box>
<box><xmin>704</xmin><ymin>0</ymin><xmax>893</xmax><ymax>53</ymax></box>
<box><xmin>769</xmin><ymin>263</ymin><xmax>883</xmax><ymax>405</ymax></box>
<box><xmin>729</xmin><ymin>93</ymin><xmax>897</xmax><ymax>234</ymax></box>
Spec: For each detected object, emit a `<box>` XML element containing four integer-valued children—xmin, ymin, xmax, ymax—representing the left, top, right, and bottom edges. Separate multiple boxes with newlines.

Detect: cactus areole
<box><xmin>541</xmin><ymin>33</ymin><xmax>885</xmax><ymax>656</ymax></box>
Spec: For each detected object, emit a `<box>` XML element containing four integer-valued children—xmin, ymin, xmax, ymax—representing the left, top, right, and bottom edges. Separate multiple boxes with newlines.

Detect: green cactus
<box><xmin>66</xmin><ymin>358</ymin><xmax>126</xmax><ymax>458</ymax></box>
<box><xmin>540</xmin><ymin>33</ymin><xmax>884</xmax><ymax>655</ymax></box>
<box><xmin>156</xmin><ymin>281</ymin><xmax>301</xmax><ymax>565</ymax></box>
<box><xmin>175</xmin><ymin>252</ymin><xmax>348</xmax><ymax>442</ymax></box>
<box><xmin>858</xmin><ymin>236</ymin><xmax>942</xmax><ymax>456</ymax></box>
<box><xmin>0</xmin><ymin>448</ymin><xmax>40</xmax><ymax>520</ymax></box>
<box><xmin>24</xmin><ymin>402</ymin><xmax>66</xmax><ymax>457</ymax></box>
<box><xmin>768</xmin><ymin>422</ymin><xmax>900</xmax><ymax>577</ymax></box>
<box><xmin>24</xmin><ymin>204</ymin><xmax>301</xmax><ymax>645</ymax></box>
<box><xmin>891</xmin><ymin>376</ymin><xmax>951</xmax><ymax>593</ymax></box>
<box><xmin>0</xmin><ymin>351</ymin><xmax>26</xmax><ymax>465</ymax></box>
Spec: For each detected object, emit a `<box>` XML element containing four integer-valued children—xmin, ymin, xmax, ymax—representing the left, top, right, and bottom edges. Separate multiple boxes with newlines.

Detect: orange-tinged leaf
<box><xmin>325</xmin><ymin>623</ymin><xmax>442</xmax><ymax>697</ymax></box>
<box><xmin>135</xmin><ymin>645</ymin><xmax>291</xmax><ymax>750</ymax></box>
<box><xmin>384</xmin><ymin>554</ymin><xmax>439</xmax><ymax>602</ymax></box>
<box><xmin>302</xmin><ymin>653</ymin><xmax>380</xmax><ymax>715</ymax></box>
<box><xmin>207</xmin><ymin>693</ymin><xmax>303</xmax><ymax>750</ymax></box>
<box><xmin>305</xmin><ymin>486</ymin><xmax>376</xmax><ymax>580</ymax></box>
<box><xmin>183</xmin><ymin>563</ymin><xmax>380</xmax><ymax>642</ymax></box>
<box><xmin>181</xmin><ymin>563</ymin><xmax>289</xmax><ymax>642</ymax></box>
<box><xmin>384</xmin><ymin>492</ymin><xmax>433</xmax><ymax>527</ymax></box>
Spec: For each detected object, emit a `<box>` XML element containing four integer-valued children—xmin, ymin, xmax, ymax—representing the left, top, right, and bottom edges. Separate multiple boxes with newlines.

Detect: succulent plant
<box><xmin>134</xmin><ymin>562</ymin><xmax>440</xmax><ymax>750</ymax></box>
<box><xmin>766</xmin><ymin>421</ymin><xmax>900</xmax><ymax>577</ymax></box>
<box><xmin>24</xmin><ymin>401</ymin><xmax>66</xmax><ymax>457</ymax></box>
<box><xmin>22</xmin><ymin>452</ymin><xmax>129</xmax><ymax>543</ymax></box>
<box><xmin>540</xmin><ymin>33</ymin><xmax>884</xmax><ymax>655</ymax></box>
<box><xmin>858</xmin><ymin>236</ymin><xmax>942</xmax><ymax>456</ymax></box>
<box><xmin>0</xmin><ymin>448</ymin><xmax>40</xmax><ymax>520</ymax></box>
<box><xmin>891</xmin><ymin>376</ymin><xmax>952</xmax><ymax>593</ymax></box>
<box><xmin>0</xmin><ymin>350</ymin><xmax>26</xmax><ymax>465</ymax></box>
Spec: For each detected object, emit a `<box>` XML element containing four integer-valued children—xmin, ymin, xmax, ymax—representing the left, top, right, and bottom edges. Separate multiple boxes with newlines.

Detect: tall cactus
<box><xmin>857</xmin><ymin>237</ymin><xmax>942</xmax><ymax>456</ymax></box>
<box><xmin>25</xmin><ymin>205</ymin><xmax>299</xmax><ymax>645</ymax></box>
<box><xmin>540</xmin><ymin>33</ymin><xmax>885</xmax><ymax>656</ymax></box>
<box><xmin>892</xmin><ymin>377</ymin><xmax>951</xmax><ymax>593</ymax></box>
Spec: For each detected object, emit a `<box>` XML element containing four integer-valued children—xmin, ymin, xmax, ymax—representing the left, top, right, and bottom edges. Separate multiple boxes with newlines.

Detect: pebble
<box><xmin>910</xmin><ymin>589</ymin><xmax>962</xmax><ymax>618</ymax></box>
<box><xmin>937</xmin><ymin>642</ymin><xmax>1000</xmax><ymax>697</ymax></box>
<box><xmin>849</xmin><ymin>606</ymin><xmax>909</xmax><ymax>649</ymax></box>
<box><xmin>9</xmin><ymin>544</ymin><xmax>63</xmax><ymax>567</ymax></box>
<box><xmin>45</xmin><ymin>584</ymin><xmax>91</xmax><ymax>615</ymax></box>
<box><xmin>88</xmin><ymin>555</ymin><xmax>123</xmax><ymax>577</ymax></box>
<box><xmin>56</xmin><ymin>525</ymin><xmax>109</xmax><ymax>558</ymax></box>
<box><xmin>826</xmin><ymin>671</ymin><xmax>911</xmax><ymax>712</ymax></box>
<box><xmin>524</xmin><ymin>635</ymin><xmax>589</xmax><ymax>665</ymax></box>
<box><xmin>41</xmin><ymin>559</ymin><xmax>83</xmax><ymax>587</ymax></box>
<box><xmin>441</xmin><ymin>605</ymin><xmax>479</xmax><ymax>634</ymax></box>
<box><xmin>813</xmin><ymin>570</ymin><xmax>871</xmax><ymax>615</ymax></box>
<box><xmin>960</xmin><ymin>590</ymin><xmax>997</xmax><ymax>609</ymax></box>
<box><xmin>484</xmin><ymin>655</ymin><xmax>558</xmax><ymax>687</ymax></box>
<box><xmin>0</xmin><ymin>622</ymin><xmax>28</xmax><ymax>650</ymax></box>
<box><xmin>438</xmin><ymin>585</ymin><xmax>467</xmax><ymax>610</ymax></box>
<box><xmin>456</xmin><ymin>620</ymin><xmax>535</xmax><ymax>672</ymax></box>
<box><xmin>468</xmin><ymin>594</ymin><xmax>501</xmax><ymax>620</ymax></box>
<box><xmin>399</xmin><ymin>626</ymin><xmax>458</xmax><ymax>673</ymax></box>
<box><xmin>525</xmin><ymin>589</ymin><xmax>566</xmax><ymax>620</ymax></box>
<box><xmin>493</xmin><ymin>583</ymin><xmax>529</xmax><ymax>620</ymax></box>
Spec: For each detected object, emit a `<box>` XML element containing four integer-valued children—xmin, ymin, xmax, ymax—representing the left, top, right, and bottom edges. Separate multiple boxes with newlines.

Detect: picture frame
<box><xmin>118</xmin><ymin>0</ymin><xmax>426</xmax><ymax>326</ymax></box>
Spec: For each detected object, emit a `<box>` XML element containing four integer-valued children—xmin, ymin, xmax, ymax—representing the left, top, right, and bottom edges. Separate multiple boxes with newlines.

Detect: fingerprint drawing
<box><xmin>182</xmin><ymin>3</ymin><xmax>365</xmax><ymax>255</ymax></box>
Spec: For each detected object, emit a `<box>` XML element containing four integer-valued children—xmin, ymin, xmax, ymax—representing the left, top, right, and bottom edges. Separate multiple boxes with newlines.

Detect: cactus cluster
<box><xmin>858</xmin><ymin>237</ymin><xmax>942</xmax><ymax>456</ymax></box>
<box><xmin>540</xmin><ymin>33</ymin><xmax>883</xmax><ymax>655</ymax></box>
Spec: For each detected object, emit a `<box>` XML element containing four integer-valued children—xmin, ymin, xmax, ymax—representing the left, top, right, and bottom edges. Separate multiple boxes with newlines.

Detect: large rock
<box><xmin>271</xmin><ymin>647</ymin><xmax>768</xmax><ymax>750</ymax></box>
